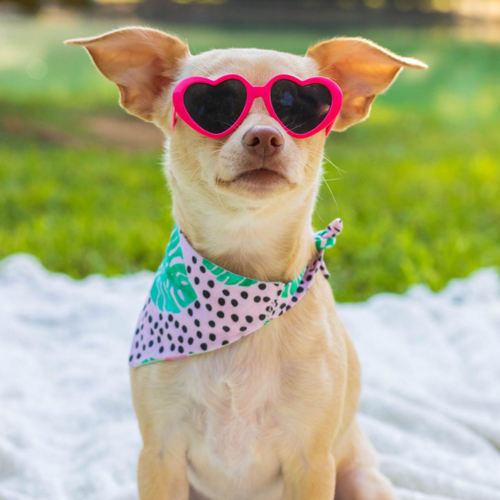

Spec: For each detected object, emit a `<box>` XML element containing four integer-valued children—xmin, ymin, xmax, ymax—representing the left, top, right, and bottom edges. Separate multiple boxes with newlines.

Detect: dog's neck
<box><xmin>169</xmin><ymin>181</ymin><xmax>319</xmax><ymax>284</ymax></box>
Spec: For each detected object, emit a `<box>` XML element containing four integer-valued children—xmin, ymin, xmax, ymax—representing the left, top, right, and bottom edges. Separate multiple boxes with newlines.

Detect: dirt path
<box><xmin>0</xmin><ymin>113</ymin><xmax>165</xmax><ymax>150</ymax></box>
<box><xmin>85</xmin><ymin>116</ymin><xmax>165</xmax><ymax>150</ymax></box>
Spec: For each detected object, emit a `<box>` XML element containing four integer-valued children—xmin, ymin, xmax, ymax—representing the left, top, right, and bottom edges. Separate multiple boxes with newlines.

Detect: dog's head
<box><xmin>67</xmin><ymin>29</ymin><xmax>426</xmax><ymax>214</ymax></box>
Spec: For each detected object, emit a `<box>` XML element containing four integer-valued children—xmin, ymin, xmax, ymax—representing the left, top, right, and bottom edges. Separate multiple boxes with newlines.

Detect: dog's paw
<box><xmin>335</xmin><ymin>467</ymin><xmax>397</xmax><ymax>500</ymax></box>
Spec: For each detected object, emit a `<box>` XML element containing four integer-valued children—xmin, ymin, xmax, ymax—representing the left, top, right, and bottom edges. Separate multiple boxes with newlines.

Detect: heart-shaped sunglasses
<box><xmin>172</xmin><ymin>74</ymin><xmax>343</xmax><ymax>139</ymax></box>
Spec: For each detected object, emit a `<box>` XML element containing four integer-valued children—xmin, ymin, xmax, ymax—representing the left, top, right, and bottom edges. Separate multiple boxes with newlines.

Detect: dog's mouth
<box><xmin>234</xmin><ymin>168</ymin><xmax>288</xmax><ymax>184</ymax></box>
<box><xmin>217</xmin><ymin>168</ymin><xmax>290</xmax><ymax>191</ymax></box>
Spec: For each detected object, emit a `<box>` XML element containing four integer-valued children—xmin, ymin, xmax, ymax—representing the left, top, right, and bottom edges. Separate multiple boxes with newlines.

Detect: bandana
<box><xmin>129</xmin><ymin>219</ymin><xmax>343</xmax><ymax>368</ymax></box>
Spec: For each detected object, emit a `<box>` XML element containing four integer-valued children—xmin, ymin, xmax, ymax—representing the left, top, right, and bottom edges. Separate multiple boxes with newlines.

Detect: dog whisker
<box><xmin>322</xmin><ymin>176</ymin><xmax>339</xmax><ymax>210</ymax></box>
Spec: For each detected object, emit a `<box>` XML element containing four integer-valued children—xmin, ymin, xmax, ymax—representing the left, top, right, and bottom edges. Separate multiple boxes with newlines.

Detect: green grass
<box><xmin>1</xmin><ymin>16</ymin><xmax>499</xmax><ymax>302</ymax></box>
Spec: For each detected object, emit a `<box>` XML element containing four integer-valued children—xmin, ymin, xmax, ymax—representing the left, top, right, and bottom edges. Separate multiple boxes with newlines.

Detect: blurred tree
<box><xmin>0</xmin><ymin>0</ymin><xmax>90</xmax><ymax>14</ymax></box>
<box><xmin>0</xmin><ymin>0</ymin><xmax>41</xmax><ymax>13</ymax></box>
<box><xmin>222</xmin><ymin>0</ymin><xmax>443</xmax><ymax>9</ymax></box>
<box><xmin>61</xmin><ymin>0</ymin><xmax>91</xmax><ymax>6</ymax></box>
<box><xmin>137</xmin><ymin>0</ymin><xmax>454</xmax><ymax>27</ymax></box>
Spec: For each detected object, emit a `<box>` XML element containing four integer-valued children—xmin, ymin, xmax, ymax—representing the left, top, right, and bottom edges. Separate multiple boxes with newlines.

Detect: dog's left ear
<box><xmin>307</xmin><ymin>38</ymin><xmax>427</xmax><ymax>131</ymax></box>
<box><xmin>65</xmin><ymin>27</ymin><xmax>189</xmax><ymax>122</ymax></box>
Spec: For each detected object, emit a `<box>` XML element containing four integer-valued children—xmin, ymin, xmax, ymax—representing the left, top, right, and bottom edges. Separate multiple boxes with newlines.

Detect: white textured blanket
<box><xmin>0</xmin><ymin>254</ymin><xmax>499</xmax><ymax>500</ymax></box>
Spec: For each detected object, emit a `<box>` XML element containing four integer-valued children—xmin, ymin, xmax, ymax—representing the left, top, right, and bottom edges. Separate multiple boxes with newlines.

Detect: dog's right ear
<box><xmin>65</xmin><ymin>27</ymin><xmax>189</xmax><ymax>122</ymax></box>
<box><xmin>307</xmin><ymin>38</ymin><xmax>427</xmax><ymax>131</ymax></box>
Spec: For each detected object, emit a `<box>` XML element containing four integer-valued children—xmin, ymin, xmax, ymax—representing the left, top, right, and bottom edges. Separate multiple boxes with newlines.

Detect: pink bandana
<box><xmin>129</xmin><ymin>219</ymin><xmax>343</xmax><ymax>368</ymax></box>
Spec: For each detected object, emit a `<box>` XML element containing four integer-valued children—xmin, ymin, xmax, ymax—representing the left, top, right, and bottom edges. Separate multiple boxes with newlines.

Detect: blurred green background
<box><xmin>1</xmin><ymin>8</ymin><xmax>499</xmax><ymax>302</ymax></box>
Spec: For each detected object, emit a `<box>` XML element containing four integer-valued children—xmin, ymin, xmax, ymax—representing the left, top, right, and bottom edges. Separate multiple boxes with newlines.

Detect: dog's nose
<box><xmin>242</xmin><ymin>126</ymin><xmax>284</xmax><ymax>157</ymax></box>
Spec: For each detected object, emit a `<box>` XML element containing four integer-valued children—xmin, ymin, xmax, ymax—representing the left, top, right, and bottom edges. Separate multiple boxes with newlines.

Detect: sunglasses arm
<box><xmin>325</xmin><ymin>121</ymin><xmax>335</xmax><ymax>136</ymax></box>
<box><xmin>171</xmin><ymin>108</ymin><xmax>178</xmax><ymax>133</ymax></box>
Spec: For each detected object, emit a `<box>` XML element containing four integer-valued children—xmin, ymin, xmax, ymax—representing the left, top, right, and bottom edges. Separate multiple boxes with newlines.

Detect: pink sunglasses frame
<box><xmin>171</xmin><ymin>74</ymin><xmax>343</xmax><ymax>139</ymax></box>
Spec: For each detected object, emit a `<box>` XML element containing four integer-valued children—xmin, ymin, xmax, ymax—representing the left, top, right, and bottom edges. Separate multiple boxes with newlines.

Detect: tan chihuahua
<box><xmin>67</xmin><ymin>28</ymin><xmax>426</xmax><ymax>500</ymax></box>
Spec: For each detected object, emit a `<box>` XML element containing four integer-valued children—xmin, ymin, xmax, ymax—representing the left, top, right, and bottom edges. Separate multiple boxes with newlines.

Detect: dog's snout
<box><xmin>242</xmin><ymin>126</ymin><xmax>284</xmax><ymax>157</ymax></box>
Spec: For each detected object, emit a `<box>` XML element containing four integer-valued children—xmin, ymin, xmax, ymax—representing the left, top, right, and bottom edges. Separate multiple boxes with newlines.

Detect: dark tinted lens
<box><xmin>183</xmin><ymin>79</ymin><xmax>247</xmax><ymax>134</ymax></box>
<box><xmin>270</xmin><ymin>80</ymin><xmax>332</xmax><ymax>135</ymax></box>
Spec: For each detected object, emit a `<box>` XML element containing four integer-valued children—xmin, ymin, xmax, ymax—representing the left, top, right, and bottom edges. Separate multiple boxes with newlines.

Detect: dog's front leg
<box><xmin>138</xmin><ymin>445</ymin><xmax>189</xmax><ymax>500</ymax></box>
<box><xmin>282</xmin><ymin>453</ymin><xmax>336</xmax><ymax>500</ymax></box>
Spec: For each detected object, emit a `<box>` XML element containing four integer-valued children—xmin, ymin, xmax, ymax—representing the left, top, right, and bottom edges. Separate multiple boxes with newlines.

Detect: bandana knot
<box><xmin>315</xmin><ymin>218</ymin><xmax>343</xmax><ymax>251</ymax></box>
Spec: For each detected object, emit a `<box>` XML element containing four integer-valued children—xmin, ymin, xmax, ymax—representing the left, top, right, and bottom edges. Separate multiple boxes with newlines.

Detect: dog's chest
<box><xmin>182</xmin><ymin>336</ymin><xmax>285</xmax><ymax>497</ymax></box>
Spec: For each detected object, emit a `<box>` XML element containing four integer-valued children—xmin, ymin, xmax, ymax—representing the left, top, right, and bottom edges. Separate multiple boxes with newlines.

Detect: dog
<box><xmin>66</xmin><ymin>28</ymin><xmax>426</xmax><ymax>500</ymax></box>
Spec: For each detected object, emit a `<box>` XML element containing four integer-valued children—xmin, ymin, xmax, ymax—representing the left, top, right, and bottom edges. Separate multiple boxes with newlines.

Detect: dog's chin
<box><xmin>216</xmin><ymin>167</ymin><xmax>293</xmax><ymax>200</ymax></box>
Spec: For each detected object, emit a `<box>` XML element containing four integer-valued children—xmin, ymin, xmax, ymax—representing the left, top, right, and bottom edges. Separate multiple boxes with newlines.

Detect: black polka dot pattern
<box><xmin>128</xmin><ymin>218</ymin><xmax>342</xmax><ymax>367</ymax></box>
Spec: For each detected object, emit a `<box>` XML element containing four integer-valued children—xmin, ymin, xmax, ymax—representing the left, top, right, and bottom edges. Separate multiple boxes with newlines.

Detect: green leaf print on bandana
<box><xmin>202</xmin><ymin>259</ymin><xmax>258</xmax><ymax>287</ymax></box>
<box><xmin>281</xmin><ymin>267</ymin><xmax>306</xmax><ymax>299</ymax></box>
<box><xmin>151</xmin><ymin>225</ymin><xmax>197</xmax><ymax>312</ymax></box>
